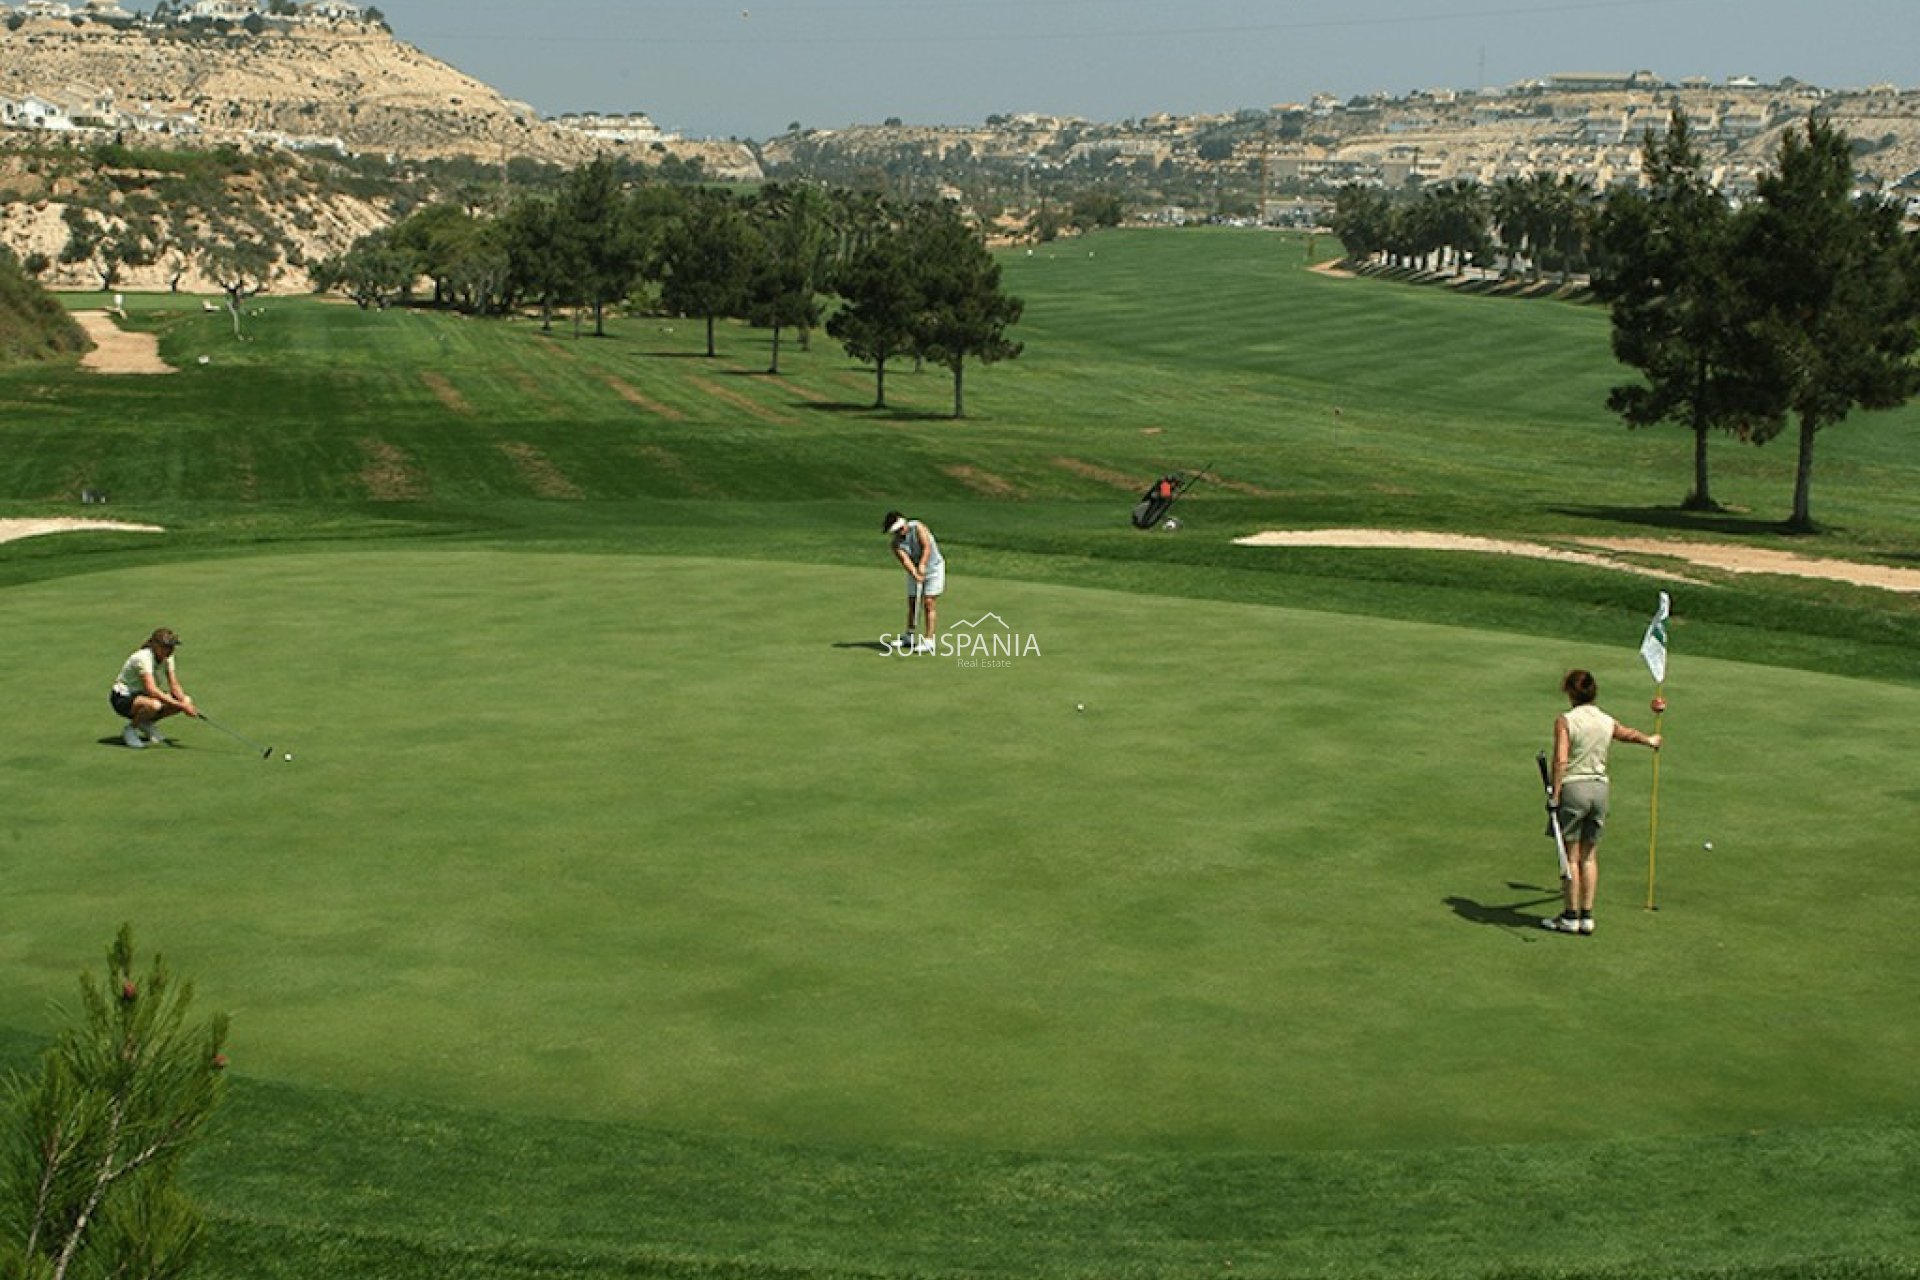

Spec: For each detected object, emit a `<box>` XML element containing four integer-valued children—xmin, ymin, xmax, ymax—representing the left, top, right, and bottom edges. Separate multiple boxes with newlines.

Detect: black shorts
<box><xmin>109</xmin><ymin>689</ymin><xmax>137</xmax><ymax>720</ymax></box>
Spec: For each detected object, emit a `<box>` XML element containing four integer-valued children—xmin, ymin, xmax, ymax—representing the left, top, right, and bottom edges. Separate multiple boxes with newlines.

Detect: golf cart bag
<box><xmin>1131</xmin><ymin>471</ymin><xmax>1193</xmax><ymax>529</ymax></box>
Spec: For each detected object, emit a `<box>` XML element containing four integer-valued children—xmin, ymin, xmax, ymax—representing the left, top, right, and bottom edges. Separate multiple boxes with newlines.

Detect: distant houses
<box><xmin>181</xmin><ymin>0</ymin><xmax>260</xmax><ymax>18</ymax></box>
<box><xmin>0</xmin><ymin>81</ymin><xmax>200</xmax><ymax>135</ymax></box>
<box><xmin>0</xmin><ymin>0</ymin><xmax>372</xmax><ymax>25</ymax></box>
<box><xmin>550</xmin><ymin>112</ymin><xmax>678</xmax><ymax>145</ymax></box>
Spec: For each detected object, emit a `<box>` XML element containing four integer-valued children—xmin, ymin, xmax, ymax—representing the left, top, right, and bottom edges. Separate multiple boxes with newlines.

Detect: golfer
<box><xmin>883</xmin><ymin>510</ymin><xmax>944</xmax><ymax>653</ymax></box>
<box><xmin>1544</xmin><ymin>669</ymin><xmax>1662</xmax><ymax>935</ymax></box>
<box><xmin>110</xmin><ymin>628</ymin><xmax>199</xmax><ymax>749</ymax></box>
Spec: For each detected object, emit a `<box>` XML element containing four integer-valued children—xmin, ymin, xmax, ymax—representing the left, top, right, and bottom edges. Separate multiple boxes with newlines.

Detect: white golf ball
<box><xmin>1076</xmin><ymin>703</ymin><xmax>1085</xmax><ymax>712</ymax></box>
<box><xmin>284</xmin><ymin>753</ymin><xmax>294</xmax><ymax>762</ymax></box>
<box><xmin>1702</xmin><ymin>840</ymin><xmax>1713</xmax><ymax>850</ymax></box>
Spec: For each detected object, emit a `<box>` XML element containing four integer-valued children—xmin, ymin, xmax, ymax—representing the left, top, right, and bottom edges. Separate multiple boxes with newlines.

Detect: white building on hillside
<box><xmin>5</xmin><ymin>93</ymin><xmax>77</xmax><ymax>130</ymax></box>
<box><xmin>553</xmin><ymin>112</ymin><xmax>676</xmax><ymax>144</ymax></box>
<box><xmin>300</xmin><ymin>0</ymin><xmax>365</xmax><ymax>19</ymax></box>
<box><xmin>183</xmin><ymin>0</ymin><xmax>262</xmax><ymax>19</ymax></box>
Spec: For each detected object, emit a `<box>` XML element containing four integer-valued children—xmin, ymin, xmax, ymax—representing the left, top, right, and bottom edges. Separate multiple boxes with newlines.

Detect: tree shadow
<box><xmin>832</xmin><ymin>640</ymin><xmax>893</xmax><ymax>653</ymax></box>
<box><xmin>1548</xmin><ymin>504</ymin><xmax>1791</xmax><ymax>538</ymax></box>
<box><xmin>1444</xmin><ymin>881</ymin><xmax>1562</xmax><ymax>933</ymax></box>
<box><xmin>796</xmin><ymin>402</ymin><xmax>952</xmax><ymax>424</ymax></box>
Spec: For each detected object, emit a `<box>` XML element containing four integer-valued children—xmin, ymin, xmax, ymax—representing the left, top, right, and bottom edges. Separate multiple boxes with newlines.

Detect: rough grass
<box><xmin>0</xmin><ymin>254</ymin><xmax>87</xmax><ymax>363</ymax></box>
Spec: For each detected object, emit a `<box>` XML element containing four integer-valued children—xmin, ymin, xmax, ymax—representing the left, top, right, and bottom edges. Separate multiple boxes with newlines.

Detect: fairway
<box><xmin>8</xmin><ymin>550</ymin><xmax>1916</xmax><ymax>1160</ymax></box>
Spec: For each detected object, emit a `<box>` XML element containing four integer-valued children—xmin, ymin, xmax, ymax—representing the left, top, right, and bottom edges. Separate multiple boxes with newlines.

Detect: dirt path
<box><xmin>1236</xmin><ymin>528</ymin><xmax>1920</xmax><ymax>594</ymax></box>
<box><xmin>0</xmin><ymin>518</ymin><xmax>165</xmax><ymax>544</ymax></box>
<box><xmin>72</xmin><ymin>311</ymin><xmax>175</xmax><ymax>375</ymax></box>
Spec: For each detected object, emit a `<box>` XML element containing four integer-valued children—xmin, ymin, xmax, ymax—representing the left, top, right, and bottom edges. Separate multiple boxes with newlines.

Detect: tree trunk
<box><xmin>1685</xmin><ymin>424</ymin><xmax>1715</xmax><ymax>510</ymax></box>
<box><xmin>951</xmin><ymin>359</ymin><xmax>965</xmax><ymax>419</ymax></box>
<box><xmin>705</xmin><ymin>312</ymin><xmax>717</xmax><ymax>357</ymax></box>
<box><xmin>874</xmin><ymin>357</ymin><xmax>887</xmax><ymax>409</ymax></box>
<box><xmin>1788</xmin><ymin>413</ymin><xmax>1818</xmax><ymax>532</ymax></box>
<box><xmin>768</xmin><ymin>323</ymin><xmax>782</xmax><ymax>375</ymax></box>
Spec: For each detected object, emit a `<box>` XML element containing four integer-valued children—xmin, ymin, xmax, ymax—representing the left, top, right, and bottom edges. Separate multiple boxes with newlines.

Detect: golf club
<box><xmin>200</xmin><ymin>712</ymin><xmax>274</xmax><ymax>759</ymax></box>
<box><xmin>1535</xmin><ymin>751</ymin><xmax>1571</xmax><ymax>883</ymax></box>
<box><xmin>898</xmin><ymin>576</ymin><xmax>925</xmax><ymax>653</ymax></box>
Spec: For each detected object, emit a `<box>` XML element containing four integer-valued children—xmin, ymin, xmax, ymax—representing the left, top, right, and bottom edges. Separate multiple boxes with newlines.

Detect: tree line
<box><xmin>1331</xmin><ymin>111</ymin><xmax>1920</xmax><ymax>532</ymax></box>
<box><xmin>311</xmin><ymin>162</ymin><xmax>1024</xmax><ymax>418</ymax></box>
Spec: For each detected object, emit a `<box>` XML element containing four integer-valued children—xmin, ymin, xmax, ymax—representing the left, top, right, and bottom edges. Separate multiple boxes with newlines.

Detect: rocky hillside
<box><xmin>0</xmin><ymin>16</ymin><xmax>758</xmax><ymax>174</ymax></box>
<box><xmin>0</xmin><ymin>14</ymin><xmax>761</xmax><ymax>293</ymax></box>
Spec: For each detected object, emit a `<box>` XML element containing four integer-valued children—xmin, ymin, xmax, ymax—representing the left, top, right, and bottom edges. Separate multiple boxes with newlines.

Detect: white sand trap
<box><xmin>1234</xmin><ymin>528</ymin><xmax>1691</xmax><ymax>583</ymax></box>
<box><xmin>0</xmin><ymin>518</ymin><xmax>165</xmax><ymax>544</ymax></box>
<box><xmin>1236</xmin><ymin>528</ymin><xmax>1920</xmax><ymax>594</ymax></box>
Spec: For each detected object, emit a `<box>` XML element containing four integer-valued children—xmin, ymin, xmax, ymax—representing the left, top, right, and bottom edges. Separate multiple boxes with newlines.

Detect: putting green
<box><xmin>4</xmin><ymin>549</ymin><xmax>1914</xmax><ymax>1154</ymax></box>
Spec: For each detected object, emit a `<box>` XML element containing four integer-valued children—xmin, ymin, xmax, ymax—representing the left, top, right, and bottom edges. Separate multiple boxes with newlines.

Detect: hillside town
<box><xmin>761</xmin><ymin>72</ymin><xmax>1920</xmax><ymax>224</ymax></box>
<box><xmin>4</xmin><ymin>1</ymin><xmax>1920</xmax><ymax>219</ymax></box>
<box><xmin>0</xmin><ymin>0</ymin><xmax>380</xmax><ymax>144</ymax></box>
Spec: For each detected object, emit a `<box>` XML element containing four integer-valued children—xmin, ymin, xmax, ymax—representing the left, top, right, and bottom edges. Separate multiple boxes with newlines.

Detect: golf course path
<box><xmin>72</xmin><ymin>311</ymin><xmax>175</xmax><ymax>375</ymax></box>
<box><xmin>1237</xmin><ymin>528</ymin><xmax>1920</xmax><ymax>593</ymax></box>
<box><xmin>0</xmin><ymin>518</ymin><xmax>165</xmax><ymax>543</ymax></box>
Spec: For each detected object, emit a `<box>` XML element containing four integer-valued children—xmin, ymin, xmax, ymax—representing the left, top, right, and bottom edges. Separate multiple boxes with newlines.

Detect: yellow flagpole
<box><xmin>1645</xmin><ymin>682</ymin><xmax>1664</xmax><ymax>910</ymax></box>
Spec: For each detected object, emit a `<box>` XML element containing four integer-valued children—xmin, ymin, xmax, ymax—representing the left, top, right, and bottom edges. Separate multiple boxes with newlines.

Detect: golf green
<box><xmin>6</xmin><ymin>547</ymin><xmax>1915</xmax><ymax>1158</ymax></box>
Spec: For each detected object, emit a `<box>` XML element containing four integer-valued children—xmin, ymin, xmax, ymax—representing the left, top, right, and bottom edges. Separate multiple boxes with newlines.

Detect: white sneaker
<box><xmin>1541</xmin><ymin>914</ymin><xmax>1579</xmax><ymax>933</ymax></box>
<box><xmin>1579</xmin><ymin>917</ymin><xmax>1595</xmax><ymax>935</ymax></box>
<box><xmin>142</xmin><ymin>726</ymin><xmax>168</xmax><ymax>745</ymax></box>
<box><xmin>121</xmin><ymin>725</ymin><xmax>146</xmax><ymax>750</ymax></box>
<box><xmin>916</xmin><ymin>637</ymin><xmax>936</xmax><ymax>654</ymax></box>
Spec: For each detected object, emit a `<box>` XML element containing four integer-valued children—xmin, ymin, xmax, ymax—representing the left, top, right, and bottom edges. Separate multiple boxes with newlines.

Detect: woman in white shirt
<box><xmin>1545</xmin><ymin>669</ymin><xmax>1662</xmax><ymax>936</ymax></box>
<box><xmin>109</xmin><ymin>628</ymin><xmax>199</xmax><ymax>749</ymax></box>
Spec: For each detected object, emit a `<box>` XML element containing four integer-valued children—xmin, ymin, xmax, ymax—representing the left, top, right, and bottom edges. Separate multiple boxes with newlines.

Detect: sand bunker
<box><xmin>73</xmin><ymin>311</ymin><xmax>175</xmax><ymax>375</ymax></box>
<box><xmin>1236</xmin><ymin>528</ymin><xmax>1920</xmax><ymax>594</ymax></box>
<box><xmin>0</xmin><ymin>518</ymin><xmax>165</xmax><ymax>544</ymax></box>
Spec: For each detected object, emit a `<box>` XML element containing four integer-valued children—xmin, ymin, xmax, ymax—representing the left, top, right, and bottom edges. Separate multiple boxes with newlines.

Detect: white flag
<box><xmin>1639</xmin><ymin>591</ymin><xmax>1671</xmax><ymax>685</ymax></box>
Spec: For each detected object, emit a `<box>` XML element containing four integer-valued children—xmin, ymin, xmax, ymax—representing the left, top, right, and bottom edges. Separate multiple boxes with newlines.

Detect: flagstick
<box><xmin>1645</xmin><ymin>682</ymin><xmax>1664</xmax><ymax>911</ymax></box>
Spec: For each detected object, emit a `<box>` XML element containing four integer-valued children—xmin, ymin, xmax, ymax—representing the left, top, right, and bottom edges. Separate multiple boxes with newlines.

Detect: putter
<box><xmin>201</xmin><ymin>712</ymin><xmax>274</xmax><ymax>760</ymax></box>
<box><xmin>903</xmin><ymin>576</ymin><xmax>925</xmax><ymax>653</ymax></box>
<box><xmin>1535</xmin><ymin>751</ymin><xmax>1571</xmax><ymax>883</ymax></box>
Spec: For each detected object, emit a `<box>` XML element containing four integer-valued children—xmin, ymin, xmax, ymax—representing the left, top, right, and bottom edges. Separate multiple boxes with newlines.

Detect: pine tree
<box><xmin>1737</xmin><ymin>117</ymin><xmax>1920</xmax><ymax>531</ymax></box>
<box><xmin>1</xmin><ymin>926</ymin><xmax>229</xmax><ymax>1280</ymax></box>
<box><xmin>1593</xmin><ymin>109</ymin><xmax>1762</xmax><ymax>510</ymax></box>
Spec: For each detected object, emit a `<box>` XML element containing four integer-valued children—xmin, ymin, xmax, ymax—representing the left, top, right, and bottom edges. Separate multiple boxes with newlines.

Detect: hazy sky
<box><xmin>384</xmin><ymin>0</ymin><xmax>1920</xmax><ymax>141</ymax></box>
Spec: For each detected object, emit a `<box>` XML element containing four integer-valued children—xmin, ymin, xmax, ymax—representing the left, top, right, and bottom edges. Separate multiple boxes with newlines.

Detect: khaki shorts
<box><xmin>908</xmin><ymin>563</ymin><xmax>945</xmax><ymax>598</ymax></box>
<box><xmin>1558</xmin><ymin>777</ymin><xmax>1610</xmax><ymax>845</ymax></box>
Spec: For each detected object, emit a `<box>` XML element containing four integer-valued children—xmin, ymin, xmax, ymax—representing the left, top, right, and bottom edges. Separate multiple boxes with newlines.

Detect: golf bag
<box><xmin>1130</xmin><ymin>471</ymin><xmax>1195</xmax><ymax>529</ymax></box>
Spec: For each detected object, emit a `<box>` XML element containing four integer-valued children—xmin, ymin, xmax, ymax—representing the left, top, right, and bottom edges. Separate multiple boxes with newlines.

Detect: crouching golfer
<box><xmin>883</xmin><ymin>510</ymin><xmax>944</xmax><ymax>653</ymax></box>
<box><xmin>1544</xmin><ymin>669</ymin><xmax>1662</xmax><ymax>935</ymax></box>
<box><xmin>110</xmin><ymin>628</ymin><xmax>198</xmax><ymax>749</ymax></box>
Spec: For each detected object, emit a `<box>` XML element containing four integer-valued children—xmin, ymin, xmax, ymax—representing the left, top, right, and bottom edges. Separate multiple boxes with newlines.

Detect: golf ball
<box><xmin>1076</xmin><ymin>703</ymin><xmax>1085</xmax><ymax>711</ymax></box>
<box><xmin>1703</xmin><ymin>840</ymin><xmax>1713</xmax><ymax>850</ymax></box>
<box><xmin>283</xmin><ymin>753</ymin><xmax>294</xmax><ymax>762</ymax></box>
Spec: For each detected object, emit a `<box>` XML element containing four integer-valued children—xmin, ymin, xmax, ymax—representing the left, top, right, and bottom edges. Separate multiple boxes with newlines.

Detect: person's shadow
<box><xmin>1445</xmin><ymin>882</ymin><xmax>1561</xmax><ymax>932</ymax></box>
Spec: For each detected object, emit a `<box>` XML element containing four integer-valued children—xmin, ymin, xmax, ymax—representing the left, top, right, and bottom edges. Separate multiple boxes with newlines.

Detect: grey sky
<box><xmin>385</xmin><ymin>0</ymin><xmax>1920</xmax><ymax>141</ymax></box>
